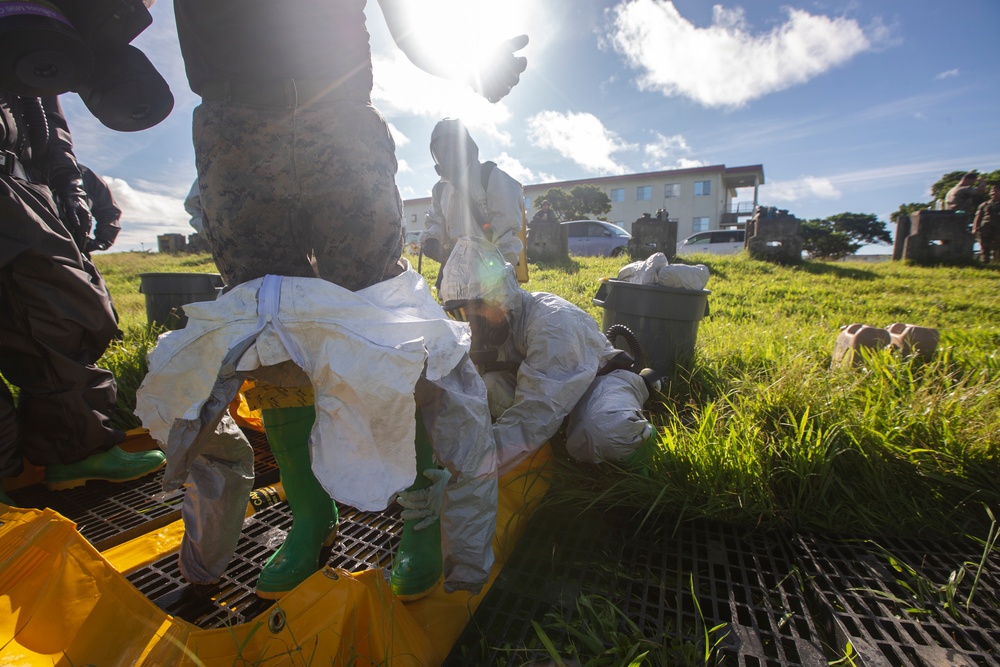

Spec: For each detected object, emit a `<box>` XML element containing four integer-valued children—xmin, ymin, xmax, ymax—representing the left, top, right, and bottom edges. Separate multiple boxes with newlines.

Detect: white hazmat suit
<box><xmin>135</xmin><ymin>263</ymin><xmax>496</xmax><ymax>592</ymax></box>
<box><xmin>440</xmin><ymin>238</ymin><xmax>653</xmax><ymax>474</ymax></box>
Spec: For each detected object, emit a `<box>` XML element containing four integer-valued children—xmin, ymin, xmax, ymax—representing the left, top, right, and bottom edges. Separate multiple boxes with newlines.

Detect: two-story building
<box><xmin>402</xmin><ymin>163</ymin><xmax>764</xmax><ymax>241</ymax></box>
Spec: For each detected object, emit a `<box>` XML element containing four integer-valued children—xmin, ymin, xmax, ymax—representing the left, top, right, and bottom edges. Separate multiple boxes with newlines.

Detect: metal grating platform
<box><xmin>126</xmin><ymin>500</ymin><xmax>404</xmax><ymax>628</ymax></box>
<box><xmin>615</xmin><ymin>522</ymin><xmax>827</xmax><ymax>667</ymax></box>
<box><xmin>795</xmin><ymin>534</ymin><xmax>1000</xmax><ymax>666</ymax></box>
<box><xmin>7</xmin><ymin>427</ymin><xmax>279</xmax><ymax>551</ymax></box>
<box><xmin>446</xmin><ymin>511</ymin><xmax>828</xmax><ymax>667</ymax></box>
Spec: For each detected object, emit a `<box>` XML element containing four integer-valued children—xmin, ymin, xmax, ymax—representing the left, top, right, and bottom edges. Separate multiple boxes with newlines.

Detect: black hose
<box><xmin>604</xmin><ymin>323</ymin><xmax>645</xmax><ymax>369</ymax></box>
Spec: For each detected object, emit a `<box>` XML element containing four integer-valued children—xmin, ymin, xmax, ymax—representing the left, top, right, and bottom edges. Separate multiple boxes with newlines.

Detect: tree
<box><xmin>566</xmin><ymin>185</ymin><xmax>611</xmax><ymax>220</ymax></box>
<box><xmin>538</xmin><ymin>185</ymin><xmax>611</xmax><ymax>221</ymax></box>
<box><xmin>826</xmin><ymin>212</ymin><xmax>892</xmax><ymax>246</ymax></box>
<box><xmin>890</xmin><ymin>202</ymin><xmax>929</xmax><ymax>224</ymax></box>
<box><xmin>801</xmin><ymin>212</ymin><xmax>891</xmax><ymax>260</ymax></box>
<box><xmin>801</xmin><ymin>219</ymin><xmax>860</xmax><ymax>260</ymax></box>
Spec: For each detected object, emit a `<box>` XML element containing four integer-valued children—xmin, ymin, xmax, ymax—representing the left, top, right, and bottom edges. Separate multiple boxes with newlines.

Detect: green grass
<box><xmin>94</xmin><ymin>249</ymin><xmax>1000</xmax><ymax>542</ymax></box>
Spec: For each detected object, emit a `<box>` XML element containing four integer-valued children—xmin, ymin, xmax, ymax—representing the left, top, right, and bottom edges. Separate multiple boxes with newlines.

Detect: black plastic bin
<box><xmin>593</xmin><ymin>279</ymin><xmax>709</xmax><ymax>376</ymax></box>
<box><xmin>139</xmin><ymin>272</ymin><xmax>223</xmax><ymax>329</ymax></box>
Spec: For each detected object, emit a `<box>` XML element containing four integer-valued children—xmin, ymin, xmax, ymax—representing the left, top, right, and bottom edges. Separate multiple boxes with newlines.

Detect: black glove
<box><xmin>473</xmin><ymin>35</ymin><xmax>529</xmax><ymax>103</ymax></box>
<box><xmin>88</xmin><ymin>223</ymin><xmax>118</xmax><ymax>252</ymax></box>
<box><xmin>421</xmin><ymin>237</ymin><xmax>447</xmax><ymax>263</ymax></box>
<box><xmin>85</xmin><ymin>236</ymin><xmax>112</xmax><ymax>253</ymax></box>
<box><xmin>51</xmin><ymin>175</ymin><xmax>94</xmax><ymax>252</ymax></box>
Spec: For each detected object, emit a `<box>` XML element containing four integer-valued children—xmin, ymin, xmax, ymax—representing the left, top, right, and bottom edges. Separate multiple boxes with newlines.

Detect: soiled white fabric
<box><xmin>617</xmin><ymin>252</ymin><xmax>710</xmax><ymax>291</ymax></box>
<box><xmin>136</xmin><ymin>267</ymin><xmax>470</xmax><ymax>511</ymax></box>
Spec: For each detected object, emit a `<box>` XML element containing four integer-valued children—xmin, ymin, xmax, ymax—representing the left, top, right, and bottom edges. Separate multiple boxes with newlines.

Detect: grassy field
<box><xmin>95</xmin><ymin>250</ymin><xmax>1000</xmax><ymax>542</ymax></box>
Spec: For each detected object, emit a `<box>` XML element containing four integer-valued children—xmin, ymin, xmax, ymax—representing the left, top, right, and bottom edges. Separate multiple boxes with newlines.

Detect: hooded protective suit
<box><xmin>429</xmin><ymin>118</ymin><xmax>523</xmax><ymax>265</ymax></box>
<box><xmin>440</xmin><ymin>238</ymin><xmax>652</xmax><ymax>474</ymax></box>
<box><xmin>136</xmin><ymin>264</ymin><xmax>496</xmax><ymax>592</ymax></box>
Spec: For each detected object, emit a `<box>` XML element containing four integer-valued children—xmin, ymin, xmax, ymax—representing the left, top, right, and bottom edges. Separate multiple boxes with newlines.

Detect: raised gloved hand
<box><xmin>85</xmin><ymin>225</ymin><xmax>118</xmax><ymax>253</ymax></box>
<box><xmin>51</xmin><ymin>174</ymin><xmax>94</xmax><ymax>252</ymax></box>
<box><xmin>397</xmin><ymin>467</ymin><xmax>451</xmax><ymax>531</ymax></box>
<box><xmin>85</xmin><ymin>236</ymin><xmax>112</xmax><ymax>253</ymax></box>
<box><xmin>472</xmin><ymin>35</ymin><xmax>529</xmax><ymax>103</ymax></box>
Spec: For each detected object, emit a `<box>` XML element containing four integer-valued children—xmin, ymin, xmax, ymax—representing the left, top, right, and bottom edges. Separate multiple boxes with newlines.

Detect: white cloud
<box><xmin>104</xmin><ymin>177</ymin><xmax>192</xmax><ymax>251</ymax></box>
<box><xmin>606</xmin><ymin>0</ymin><xmax>872</xmax><ymax>107</ymax></box>
<box><xmin>397</xmin><ymin>158</ymin><xmax>412</xmax><ymax>174</ymax></box>
<box><xmin>935</xmin><ymin>68</ymin><xmax>960</xmax><ymax>80</ymax></box>
<box><xmin>372</xmin><ymin>52</ymin><xmax>513</xmax><ymax>144</ymax></box>
<box><xmin>494</xmin><ymin>152</ymin><xmax>556</xmax><ymax>185</ymax></box>
<box><xmin>388</xmin><ymin>122</ymin><xmax>410</xmax><ymax>146</ymax></box>
<box><xmin>763</xmin><ymin>176</ymin><xmax>841</xmax><ymax>202</ymax></box>
<box><xmin>526</xmin><ymin>111</ymin><xmax>634</xmax><ymax>175</ymax></box>
<box><xmin>642</xmin><ymin>131</ymin><xmax>706</xmax><ymax>170</ymax></box>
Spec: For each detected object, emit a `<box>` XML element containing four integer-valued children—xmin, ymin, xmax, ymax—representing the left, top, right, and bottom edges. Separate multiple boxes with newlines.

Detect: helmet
<box><xmin>430</xmin><ymin>118</ymin><xmax>479</xmax><ymax>174</ymax></box>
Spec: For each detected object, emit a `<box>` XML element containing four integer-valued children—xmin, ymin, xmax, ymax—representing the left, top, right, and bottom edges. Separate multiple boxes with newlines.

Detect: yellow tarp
<box><xmin>0</xmin><ymin>446</ymin><xmax>552</xmax><ymax>666</ymax></box>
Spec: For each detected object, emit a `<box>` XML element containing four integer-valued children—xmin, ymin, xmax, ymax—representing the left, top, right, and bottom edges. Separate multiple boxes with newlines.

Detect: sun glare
<box><xmin>410</xmin><ymin>0</ymin><xmax>536</xmax><ymax>78</ymax></box>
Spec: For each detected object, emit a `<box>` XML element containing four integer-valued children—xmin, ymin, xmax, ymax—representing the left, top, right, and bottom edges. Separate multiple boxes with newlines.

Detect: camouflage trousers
<box><xmin>192</xmin><ymin>99</ymin><xmax>404</xmax><ymax>290</ymax></box>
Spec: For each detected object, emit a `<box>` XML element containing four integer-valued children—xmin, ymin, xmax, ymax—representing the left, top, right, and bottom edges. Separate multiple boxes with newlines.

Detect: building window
<box><xmin>664</xmin><ymin>183</ymin><xmax>680</xmax><ymax>198</ymax></box>
<box><xmin>693</xmin><ymin>216</ymin><xmax>710</xmax><ymax>232</ymax></box>
<box><xmin>410</xmin><ymin>214</ymin><xmax>417</xmax><ymax>223</ymax></box>
<box><xmin>610</xmin><ymin>188</ymin><xmax>624</xmax><ymax>202</ymax></box>
<box><xmin>637</xmin><ymin>185</ymin><xmax>652</xmax><ymax>201</ymax></box>
<box><xmin>694</xmin><ymin>180</ymin><xmax>711</xmax><ymax>196</ymax></box>
<box><xmin>524</xmin><ymin>196</ymin><xmax>532</xmax><ymax>209</ymax></box>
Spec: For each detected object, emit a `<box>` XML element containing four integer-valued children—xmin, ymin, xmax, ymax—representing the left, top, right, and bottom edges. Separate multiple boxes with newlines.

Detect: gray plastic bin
<box><xmin>139</xmin><ymin>272</ymin><xmax>223</xmax><ymax>329</ymax></box>
<box><xmin>593</xmin><ymin>279</ymin><xmax>710</xmax><ymax>376</ymax></box>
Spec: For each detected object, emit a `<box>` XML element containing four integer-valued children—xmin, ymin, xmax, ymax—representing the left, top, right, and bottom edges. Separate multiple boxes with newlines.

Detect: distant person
<box><xmin>530</xmin><ymin>199</ymin><xmax>557</xmax><ymax>225</ymax></box>
<box><xmin>0</xmin><ymin>93</ymin><xmax>164</xmax><ymax>507</ymax></box>
<box><xmin>428</xmin><ymin>117</ymin><xmax>525</xmax><ymax>265</ymax></box>
<box><xmin>79</xmin><ymin>165</ymin><xmax>121</xmax><ymax>255</ymax></box>
<box><xmin>945</xmin><ymin>172</ymin><xmax>985</xmax><ymax>213</ymax></box>
<box><xmin>973</xmin><ymin>185</ymin><xmax>1000</xmax><ymax>264</ymax></box>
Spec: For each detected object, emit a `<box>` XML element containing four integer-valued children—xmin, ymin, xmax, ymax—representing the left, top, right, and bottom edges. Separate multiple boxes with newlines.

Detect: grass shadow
<box><xmin>797</xmin><ymin>260</ymin><xmax>881</xmax><ymax>280</ymax></box>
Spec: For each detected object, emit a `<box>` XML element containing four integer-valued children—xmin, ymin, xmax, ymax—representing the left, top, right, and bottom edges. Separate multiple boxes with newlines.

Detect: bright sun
<box><xmin>408</xmin><ymin>0</ymin><xmax>536</xmax><ymax>78</ymax></box>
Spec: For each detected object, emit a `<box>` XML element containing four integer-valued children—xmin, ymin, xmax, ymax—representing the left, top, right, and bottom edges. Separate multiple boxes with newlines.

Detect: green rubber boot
<box><xmin>45</xmin><ymin>445</ymin><xmax>166</xmax><ymax>490</ymax></box>
<box><xmin>390</xmin><ymin>409</ymin><xmax>443</xmax><ymax>600</ymax></box>
<box><xmin>0</xmin><ymin>486</ymin><xmax>16</xmax><ymax>507</ymax></box>
<box><xmin>256</xmin><ymin>405</ymin><xmax>339</xmax><ymax>600</ymax></box>
<box><xmin>620</xmin><ymin>427</ymin><xmax>660</xmax><ymax>478</ymax></box>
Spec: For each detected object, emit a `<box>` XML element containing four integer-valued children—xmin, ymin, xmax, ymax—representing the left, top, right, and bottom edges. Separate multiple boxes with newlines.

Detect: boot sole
<box><xmin>46</xmin><ymin>460</ymin><xmax>167</xmax><ymax>491</ymax></box>
<box><xmin>392</xmin><ymin>574</ymin><xmax>444</xmax><ymax>602</ymax></box>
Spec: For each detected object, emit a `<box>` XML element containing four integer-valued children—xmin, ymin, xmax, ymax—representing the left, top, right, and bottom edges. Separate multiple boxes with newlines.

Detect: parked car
<box><xmin>676</xmin><ymin>229</ymin><xmax>745</xmax><ymax>256</ymax></box>
<box><xmin>562</xmin><ymin>220</ymin><xmax>631</xmax><ymax>257</ymax></box>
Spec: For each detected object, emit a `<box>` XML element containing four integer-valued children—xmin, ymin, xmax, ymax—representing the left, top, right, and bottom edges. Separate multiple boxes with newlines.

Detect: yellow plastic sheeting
<box><xmin>0</xmin><ymin>446</ymin><xmax>553</xmax><ymax>666</ymax></box>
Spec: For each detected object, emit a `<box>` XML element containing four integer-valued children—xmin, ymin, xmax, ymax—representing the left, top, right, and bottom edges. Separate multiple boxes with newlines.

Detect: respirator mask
<box><xmin>0</xmin><ymin>0</ymin><xmax>172</xmax><ymax>131</ymax></box>
<box><xmin>445</xmin><ymin>299</ymin><xmax>512</xmax><ymax>366</ymax></box>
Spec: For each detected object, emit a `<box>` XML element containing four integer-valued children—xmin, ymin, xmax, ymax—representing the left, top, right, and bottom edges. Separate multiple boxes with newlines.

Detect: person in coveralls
<box><xmin>0</xmin><ymin>93</ymin><xmax>164</xmax><ymax>507</ymax></box>
<box><xmin>152</xmin><ymin>0</ymin><xmax>528</xmax><ymax>600</ymax></box>
<box><xmin>440</xmin><ymin>238</ymin><xmax>660</xmax><ymax>475</ymax></box>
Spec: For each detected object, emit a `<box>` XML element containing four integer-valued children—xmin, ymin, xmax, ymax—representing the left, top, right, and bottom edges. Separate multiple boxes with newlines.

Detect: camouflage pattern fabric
<box><xmin>193</xmin><ymin>100</ymin><xmax>404</xmax><ymax>290</ymax></box>
<box><xmin>974</xmin><ymin>200</ymin><xmax>1000</xmax><ymax>263</ymax></box>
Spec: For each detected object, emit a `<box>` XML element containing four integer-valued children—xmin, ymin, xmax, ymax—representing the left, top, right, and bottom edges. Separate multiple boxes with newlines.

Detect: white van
<box><xmin>676</xmin><ymin>229</ymin><xmax>745</xmax><ymax>256</ymax></box>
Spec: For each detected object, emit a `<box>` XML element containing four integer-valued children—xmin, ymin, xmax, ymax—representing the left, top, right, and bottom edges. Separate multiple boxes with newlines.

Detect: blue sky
<box><xmin>61</xmin><ymin>0</ymin><xmax>1000</xmax><ymax>253</ymax></box>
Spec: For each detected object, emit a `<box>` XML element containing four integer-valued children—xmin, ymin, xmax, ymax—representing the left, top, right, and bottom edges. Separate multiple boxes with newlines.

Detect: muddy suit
<box><xmin>0</xmin><ymin>93</ymin><xmax>122</xmax><ymax>480</ymax></box>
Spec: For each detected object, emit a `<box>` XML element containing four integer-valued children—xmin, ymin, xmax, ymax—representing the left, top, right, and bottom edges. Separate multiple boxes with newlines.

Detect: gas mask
<box><xmin>446</xmin><ymin>299</ymin><xmax>512</xmax><ymax>365</ymax></box>
<box><xmin>0</xmin><ymin>0</ymin><xmax>172</xmax><ymax>131</ymax></box>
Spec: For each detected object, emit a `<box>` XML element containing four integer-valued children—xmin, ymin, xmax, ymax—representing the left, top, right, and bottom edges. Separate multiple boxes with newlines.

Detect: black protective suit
<box><xmin>0</xmin><ymin>92</ymin><xmax>123</xmax><ymax>480</ymax></box>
